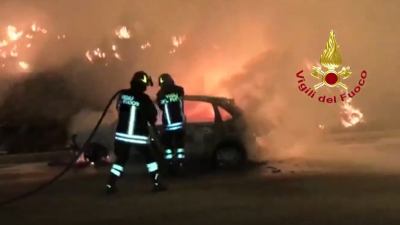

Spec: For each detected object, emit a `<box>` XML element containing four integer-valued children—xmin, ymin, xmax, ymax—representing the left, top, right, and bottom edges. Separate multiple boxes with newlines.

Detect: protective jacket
<box><xmin>115</xmin><ymin>89</ymin><xmax>157</xmax><ymax>144</ymax></box>
<box><xmin>156</xmin><ymin>84</ymin><xmax>185</xmax><ymax>131</ymax></box>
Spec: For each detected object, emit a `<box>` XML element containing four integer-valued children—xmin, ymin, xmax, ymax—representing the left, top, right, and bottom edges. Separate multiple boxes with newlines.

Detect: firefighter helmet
<box><xmin>130</xmin><ymin>71</ymin><xmax>153</xmax><ymax>90</ymax></box>
<box><xmin>158</xmin><ymin>73</ymin><xmax>174</xmax><ymax>87</ymax></box>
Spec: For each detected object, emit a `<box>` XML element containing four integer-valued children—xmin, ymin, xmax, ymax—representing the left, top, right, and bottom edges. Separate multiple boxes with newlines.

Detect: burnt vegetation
<box><xmin>0</xmin><ymin>71</ymin><xmax>85</xmax><ymax>154</ymax></box>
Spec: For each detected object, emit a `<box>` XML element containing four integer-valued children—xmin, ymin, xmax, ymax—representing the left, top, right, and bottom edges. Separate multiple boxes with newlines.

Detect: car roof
<box><xmin>184</xmin><ymin>95</ymin><xmax>242</xmax><ymax>116</ymax></box>
<box><xmin>184</xmin><ymin>95</ymin><xmax>234</xmax><ymax>103</ymax></box>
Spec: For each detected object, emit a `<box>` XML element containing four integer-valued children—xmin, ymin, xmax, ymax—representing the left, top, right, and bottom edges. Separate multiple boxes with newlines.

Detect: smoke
<box><xmin>216</xmin><ymin>0</ymin><xmax>400</xmax><ymax>170</ymax></box>
<box><xmin>68</xmin><ymin>109</ymin><xmax>117</xmax><ymax>151</ymax></box>
<box><xmin>0</xmin><ymin>0</ymin><xmax>399</xmax><ymax>170</ymax></box>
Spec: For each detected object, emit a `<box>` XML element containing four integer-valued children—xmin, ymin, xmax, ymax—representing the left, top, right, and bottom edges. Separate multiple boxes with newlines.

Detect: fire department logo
<box><xmin>295</xmin><ymin>30</ymin><xmax>367</xmax><ymax>104</ymax></box>
<box><xmin>311</xmin><ymin>30</ymin><xmax>352</xmax><ymax>90</ymax></box>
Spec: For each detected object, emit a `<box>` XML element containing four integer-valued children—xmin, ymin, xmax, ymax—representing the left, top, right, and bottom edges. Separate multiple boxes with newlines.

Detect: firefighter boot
<box><xmin>151</xmin><ymin>172</ymin><xmax>167</xmax><ymax>192</ymax></box>
<box><xmin>164</xmin><ymin>149</ymin><xmax>176</xmax><ymax>176</ymax></box>
<box><xmin>105</xmin><ymin>175</ymin><xmax>119</xmax><ymax>194</ymax></box>
<box><xmin>147</xmin><ymin>162</ymin><xmax>167</xmax><ymax>192</ymax></box>
<box><xmin>105</xmin><ymin>163</ymin><xmax>124</xmax><ymax>194</ymax></box>
<box><xmin>175</xmin><ymin>148</ymin><xmax>186</xmax><ymax>176</ymax></box>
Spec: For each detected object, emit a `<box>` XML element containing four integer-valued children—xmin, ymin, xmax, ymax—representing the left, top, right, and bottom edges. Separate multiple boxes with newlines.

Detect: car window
<box><xmin>217</xmin><ymin>106</ymin><xmax>233</xmax><ymax>121</ymax></box>
<box><xmin>184</xmin><ymin>100</ymin><xmax>215</xmax><ymax>123</ymax></box>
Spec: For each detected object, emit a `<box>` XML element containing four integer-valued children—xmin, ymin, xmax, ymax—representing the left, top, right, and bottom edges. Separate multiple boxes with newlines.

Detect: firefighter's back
<box><xmin>157</xmin><ymin>84</ymin><xmax>185</xmax><ymax>130</ymax></box>
<box><xmin>116</xmin><ymin>89</ymin><xmax>155</xmax><ymax>144</ymax></box>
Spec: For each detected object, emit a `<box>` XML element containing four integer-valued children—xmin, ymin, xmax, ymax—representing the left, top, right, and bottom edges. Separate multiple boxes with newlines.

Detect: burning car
<box><xmin>153</xmin><ymin>95</ymin><xmax>253</xmax><ymax>169</ymax></box>
<box><xmin>0</xmin><ymin>90</ymin><xmax>256</xmax><ymax>170</ymax></box>
<box><xmin>72</xmin><ymin>95</ymin><xmax>254</xmax><ymax>169</ymax></box>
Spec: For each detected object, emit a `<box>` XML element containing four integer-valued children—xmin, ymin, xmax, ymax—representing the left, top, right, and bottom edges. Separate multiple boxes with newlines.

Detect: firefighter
<box><xmin>106</xmin><ymin>71</ymin><xmax>166</xmax><ymax>194</ymax></box>
<box><xmin>156</xmin><ymin>73</ymin><xmax>185</xmax><ymax>174</ymax></box>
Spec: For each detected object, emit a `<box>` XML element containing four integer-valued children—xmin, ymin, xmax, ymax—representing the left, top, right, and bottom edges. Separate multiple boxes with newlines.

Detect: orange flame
<box><xmin>172</xmin><ymin>35</ymin><xmax>186</xmax><ymax>47</ymax></box>
<box><xmin>0</xmin><ymin>40</ymin><xmax>8</xmax><ymax>47</ymax></box>
<box><xmin>18</xmin><ymin>61</ymin><xmax>30</xmax><ymax>70</ymax></box>
<box><xmin>114</xmin><ymin>52</ymin><xmax>121</xmax><ymax>60</ymax></box>
<box><xmin>115</xmin><ymin>26</ymin><xmax>131</xmax><ymax>39</ymax></box>
<box><xmin>7</xmin><ymin>26</ymin><xmax>24</xmax><ymax>41</ymax></box>
<box><xmin>340</xmin><ymin>98</ymin><xmax>364</xmax><ymax>128</ymax></box>
<box><xmin>140</xmin><ymin>41</ymin><xmax>151</xmax><ymax>50</ymax></box>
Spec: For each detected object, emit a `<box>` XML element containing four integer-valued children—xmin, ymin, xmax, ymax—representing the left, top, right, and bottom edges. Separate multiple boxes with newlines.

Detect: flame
<box><xmin>85</xmin><ymin>40</ymin><xmax>126</xmax><ymax>63</ymax></box>
<box><xmin>57</xmin><ymin>34</ymin><xmax>67</xmax><ymax>40</ymax></box>
<box><xmin>85</xmin><ymin>51</ymin><xmax>93</xmax><ymax>62</ymax></box>
<box><xmin>111</xmin><ymin>44</ymin><xmax>122</xmax><ymax>60</ymax></box>
<box><xmin>320</xmin><ymin>30</ymin><xmax>342</xmax><ymax>69</ymax></box>
<box><xmin>18</xmin><ymin>61</ymin><xmax>30</xmax><ymax>70</ymax></box>
<box><xmin>7</xmin><ymin>26</ymin><xmax>24</xmax><ymax>41</ymax></box>
<box><xmin>0</xmin><ymin>23</ymin><xmax>49</xmax><ymax>72</ymax></box>
<box><xmin>31</xmin><ymin>23</ymin><xmax>47</xmax><ymax>34</ymax></box>
<box><xmin>172</xmin><ymin>35</ymin><xmax>186</xmax><ymax>47</ymax></box>
<box><xmin>185</xmin><ymin>101</ymin><xmax>215</xmax><ymax>122</ymax></box>
<box><xmin>10</xmin><ymin>46</ymin><xmax>18</xmax><ymax>57</ymax></box>
<box><xmin>31</xmin><ymin>23</ymin><xmax>37</xmax><ymax>32</ymax></box>
<box><xmin>0</xmin><ymin>40</ymin><xmax>8</xmax><ymax>48</ymax></box>
<box><xmin>340</xmin><ymin>97</ymin><xmax>364</xmax><ymax>128</ymax></box>
<box><xmin>85</xmin><ymin>48</ymin><xmax>107</xmax><ymax>61</ymax></box>
<box><xmin>169</xmin><ymin>35</ymin><xmax>186</xmax><ymax>54</ymax></box>
<box><xmin>114</xmin><ymin>52</ymin><xmax>121</xmax><ymax>60</ymax></box>
<box><xmin>94</xmin><ymin>48</ymin><xmax>106</xmax><ymax>58</ymax></box>
<box><xmin>140</xmin><ymin>41</ymin><xmax>151</xmax><ymax>50</ymax></box>
<box><xmin>115</xmin><ymin>26</ymin><xmax>131</xmax><ymax>39</ymax></box>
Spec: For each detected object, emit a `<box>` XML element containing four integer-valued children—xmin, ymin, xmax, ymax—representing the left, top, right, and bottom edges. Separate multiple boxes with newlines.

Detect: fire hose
<box><xmin>0</xmin><ymin>89</ymin><xmax>123</xmax><ymax>207</ymax></box>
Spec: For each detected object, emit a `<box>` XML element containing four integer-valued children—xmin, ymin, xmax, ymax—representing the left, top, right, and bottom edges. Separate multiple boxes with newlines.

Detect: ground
<box><xmin>1</xmin><ymin>160</ymin><xmax>400</xmax><ymax>225</ymax></box>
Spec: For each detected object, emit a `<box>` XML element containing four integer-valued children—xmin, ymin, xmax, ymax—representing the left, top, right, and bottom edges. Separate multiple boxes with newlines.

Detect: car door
<box><xmin>183</xmin><ymin>100</ymin><xmax>218</xmax><ymax>159</ymax></box>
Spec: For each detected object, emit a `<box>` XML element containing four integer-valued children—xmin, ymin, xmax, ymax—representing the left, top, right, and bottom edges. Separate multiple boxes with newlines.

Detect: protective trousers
<box><xmin>162</xmin><ymin>130</ymin><xmax>185</xmax><ymax>164</ymax></box>
<box><xmin>107</xmin><ymin>141</ymin><xmax>161</xmax><ymax>187</ymax></box>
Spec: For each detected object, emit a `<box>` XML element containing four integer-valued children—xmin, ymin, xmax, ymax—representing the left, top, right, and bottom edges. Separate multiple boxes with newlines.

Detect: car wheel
<box><xmin>214</xmin><ymin>145</ymin><xmax>245</xmax><ymax>169</ymax></box>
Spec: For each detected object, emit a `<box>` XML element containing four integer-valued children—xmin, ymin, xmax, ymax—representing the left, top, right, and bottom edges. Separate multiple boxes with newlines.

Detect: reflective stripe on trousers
<box><xmin>164</xmin><ymin>149</ymin><xmax>173</xmax><ymax>160</ymax></box>
<box><xmin>177</xmin><ymin>148</ymin><xmax>185</xmax><ymax>159</ymax></box>
<box><xmin>146</xmin><ymin>162</ymin><xmax>159</xmax><ymax>173</ymax></box>
<box><xmin>110</xmin><ymin>164</ymin><xmax>124</xmax><ymax>177</ymax></box>
<box><xmin>115</xmin><ymin>132</ymin><xmax>149</xmax><ymax>145</ymax></box>
<box><xmin>165</xmin><ymin>122</ymin><xmax>183</xmax><ymax>131</ymax></box>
